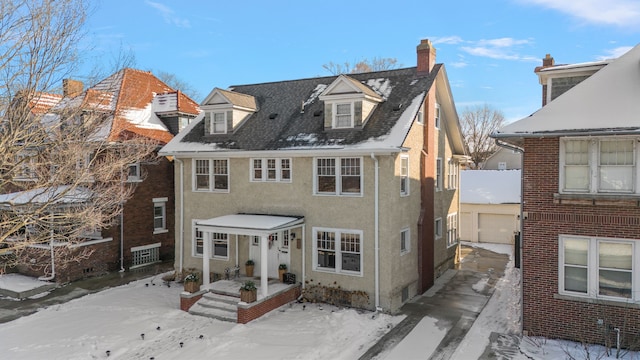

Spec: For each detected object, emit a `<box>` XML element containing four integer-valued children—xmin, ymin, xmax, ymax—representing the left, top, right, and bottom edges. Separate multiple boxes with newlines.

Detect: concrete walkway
<box><xmin>359</xmin><ymin>245</ymin><xmax>511</xmax><ymax>360</ymax></box>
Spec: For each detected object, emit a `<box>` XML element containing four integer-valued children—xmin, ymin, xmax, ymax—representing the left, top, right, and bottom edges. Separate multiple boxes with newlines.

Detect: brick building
<box><xmin>493</xmin><ymin>44</ymin><xmax>640</xmax><ymax>347</ymax></box>
<box><xmin>2</xmin><ymin>69</ymin><xmax>200</xmax><ymax>282</ymax></box>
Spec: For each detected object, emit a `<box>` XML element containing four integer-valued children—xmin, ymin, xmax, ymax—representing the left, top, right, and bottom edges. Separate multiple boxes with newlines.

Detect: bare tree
<box><xmin>0</xmin><ymin>0</ymin><xmax>157</xmax><ymax>272</ymax></box>
<box><xmin>322</xmin><ymin>57</ymin><xmax>401</xmax><ymax>75</ymax></box>
<box><xmin>460</xmin><ymin>104</ymin><xmax>506</xmax><ymax>169</ymax></box>
<box><xmin>157</xmin><ymin>70</ymin><xmax>202</xmax><ymax>102</ymax></box>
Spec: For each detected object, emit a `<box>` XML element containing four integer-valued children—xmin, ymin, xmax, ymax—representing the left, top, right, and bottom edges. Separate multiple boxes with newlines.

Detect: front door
<box><xmin>250</xmin><ymin>230</ymin><xmax>291</xmax><ymax>278</ymax></box>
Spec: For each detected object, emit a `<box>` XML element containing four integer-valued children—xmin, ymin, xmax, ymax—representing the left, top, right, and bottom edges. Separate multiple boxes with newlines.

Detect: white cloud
<box><xmin>430</xmin><ymin>36</ymin><xmax>464</xmax><ymax>45</ymax></box>
<box><xmin>517</xmin><ymin>0</ymin><xmax>640</xmax><ymax>28</ymax></box>
<box><xmin>461</xmin><ymin>37</ymin><xmax>538</xmax><ymax>62</ymax></box>
<box><xmin>597</xmin><ymin>46</ymin><xmax>634</xmax><ymax>60</ymax></box>
<box><xmin>145</xmin><ymin>1</ymin><xmax>191</xmax><ymax>28</ymax></box>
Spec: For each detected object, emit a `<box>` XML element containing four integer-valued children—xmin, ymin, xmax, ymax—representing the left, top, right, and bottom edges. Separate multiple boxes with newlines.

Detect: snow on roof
<box><xmin>496</xmin><ymin>43</ymin><xmax>640</xmax><ymax>136</ymax></box>
<box><xmin>196</xmin><ymin>214</ymin><xmax>304</xmax><ymax>235</ymax></box>
<box><xmin>0</xmin><ymin>186</ymin><xmax>92</xmax><ymax>207</ymax></box>
<box><xmin>537</xmin><ymin>59</ymin><xmax>611</xmax><ymax>72</ymax></box>
<box><xmin>460</xmin><ymin>170</ymin><xmax>521</xmax><ymax>204</ymax></box>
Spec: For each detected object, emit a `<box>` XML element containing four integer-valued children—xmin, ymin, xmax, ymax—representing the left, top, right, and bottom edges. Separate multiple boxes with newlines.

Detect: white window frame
<box><xmin>435</xmin><ymin>103</ymin><xmax>441</xmax><ymax>129</ymax></box>
<box><xmin>559</xmin><ymin>137</ymin><xmax>638</xmax><ymax>194</ymax></box>
<box><xmin>191</xmin><ymin>220</ymin><xmax>228</xmax><ymax>260</ymax></box>
<box><xmin>153</xmin><ymin>197</ymin><xmax>168</xmax><ymax>234</ymax></box>
<box><xmin>498</xmin><ymin>161</ymin><xmax>507</xmax><ymax>170</ymax></box>
<box><xmin>447</xmin><ymin>158</ymin><xmax>458</xmax><ymax>190</ymax></box>
<box><xmin>250</xmin><ymin>158</ymin><xmax>293</xmax><ymax>182</ymax></box>
<box><xmin>446</xmin><ymin>213</ymin><xmax>458</xmax><ymax>247</ymax></box>
<box><xmin>130</xmin><ymin>243</ymin><xmax>161</xmax><ymax>269</ymax></box>
<box><xmin>436</xmin><ymin>158</ymin><xmax>443</xmax><ymax>191</ymax></box>
<box><xmin>559</xmin><ymin>235</ymin><xmax>637</xmax><ymax>303</ymax></box>
<box><xmin>435</xmin><ymin>218</ymin><xmax>442</xmax><ymax>239</ymax></box>
<box><xmin>312</xmin><ymin>227</ymin><xmax>363</xmax><ymax>276</ymax></box>
<box><xmin>314</xmin><ymin>157</ymin><xmax>363</xmax><ymax>196</ymax></box>
<box><xmin>192</xmin><ymin>158</ymin><xmax>229</xmax><ymax>192</ymax></box>
<box><xmin>400</xmin><ymin>155</ymin><xmax>410</xmax><ymax>196</ymax></box>
<box><xmin>193</xmin><ymin>222</ymin><xmax>204</xmax><ymax>257</ymax></box>
<box><xmin>333</xmin><ymin>102</ymin><xmax>354</xmax><ymax>129</ymax></box>
<box><xmin>416</xmin><ymin>103</ymin><xmax>424</xmax><ymax>125</ymax></box>
<box><xmin>210</xmin><ymin>111</ymin><xmax>227</xmax><ymax>134</ymax></box>
<box><xmin>127</xmin><ymin>163</ymin><xmax>141</xmax><ymax>182</ymax></box>
<box><xmin>212</xmin><ymin>232</ymin><xmax>229</xmax><ymax>260</ymax></box>
<box><xmin>400</xmin><ymin>228</ymin><xmax>410</xmax><ymax>255</ymax></box>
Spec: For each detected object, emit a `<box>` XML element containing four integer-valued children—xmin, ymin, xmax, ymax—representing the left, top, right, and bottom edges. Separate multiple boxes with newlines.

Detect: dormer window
<box><xmin>201</xmin><ymin>88</ymin><xmax>257</xmax><ymax>136</ymax></box>
<box><xmin>334</xmin><ymin>103</ymin><xmax>354</xmax><ymax>128</ymax></box>
<box><xmin>319</xmin><ymin>75</ymin><xmax>383</xmax><ymax>131</ymax></box>
<box><xmin>211</xmin><ymin>111</ymin><xmax>227</xmax><ymax>134</ymax></box>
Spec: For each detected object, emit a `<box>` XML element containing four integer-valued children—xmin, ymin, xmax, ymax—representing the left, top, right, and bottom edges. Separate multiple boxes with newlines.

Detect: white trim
<box><xmin>153</xmin><ymin>197</ymin><xmax>168</xmax><ymax>203</ymax></box>
<box><xmin>559</xmin><ymin>234</ymin><xmax>638</xmax><ymax>303</ymax></box>
<box><xmin>332</xmin><ymin>101</ymin><xmax>355</xmax><ymax>129</ymax></box>
<box><xmin>312</xmin><ymin>227</ymin><xmax>364</xmax><ymax>276</ymax></box>
<box><xmin>192</xmin><ymin>158</ymin><xmax>230</xmax><ymax>193</ymax></box>
<box><xmin>131</xmin><ymin>242</ymin><xmax>161</xmax><ymax>252</ymax></box>
<box><xmin>250</xmin><ymin>157</ymin><xmax>293</xmax><ymax>183</ymax></box>
<box><xmin>313</xmin><ymin>156</ymin><xmax>363</xmax><ymax>197</ymax></box>
<box><xmin>446</xmin><ymin>213</ymin><xmax>458</xmax><ymax>248</ymax></box>
<box><xmin>436</xmin><ymin>158</ymin><xmax>443</xmax><ymax>191</ymax></box>
<box><xmin>435</xmin><ymin>218</ymin><xmax>442</xmax><ymax>239</ymax></box>
<box><xmin>210</xmin><ymin>110</ymin><xmax>228</xmax><ymax>134</ymax></box>
<box><xmin>400</xmin><ymin>155</ymin><xmax>410</xmax><ymax>196</ymax></box>
<box><xmin>400</xmin><ymin>227</ymin><xmax>410</xmax><ymax>255</ymax></box>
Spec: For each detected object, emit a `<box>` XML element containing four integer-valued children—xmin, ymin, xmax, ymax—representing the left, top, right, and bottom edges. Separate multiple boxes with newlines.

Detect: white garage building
<box><xmin>460</xmin><ymin>170</ymin><xmax>521</xmax><ymax>244</ymax></box>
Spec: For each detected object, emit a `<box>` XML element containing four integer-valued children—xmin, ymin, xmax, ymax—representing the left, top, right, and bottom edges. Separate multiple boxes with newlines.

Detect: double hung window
<box><xmin>313</xmin><ymin>227</ymin><xmax>363</xmax><ymax>275</ymax></box>
<box><xmin>315</xmin><ymin>157</ymin><xmax>362</xmax><ymax>195</ymax></box>
<box><xmin>193</xmin><ymin>159</ymin><xmax>229</xmax><ymax>192</ymax></box>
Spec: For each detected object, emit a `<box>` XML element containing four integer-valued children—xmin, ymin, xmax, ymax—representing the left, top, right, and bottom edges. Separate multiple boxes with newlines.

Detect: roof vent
<box><xmin>269</xmin><ymin>113</ymin><xmax>278</xmax><ymax>119</ymax></box>
<box><xmin>392</xmin><ymin>104</ymin><xmax>403</xmax><ymax>111</ymax></box>
<box><xmin>313</xmin><ymin>110</ymin><xmax>323</xmax><ymax>117</ymax></box>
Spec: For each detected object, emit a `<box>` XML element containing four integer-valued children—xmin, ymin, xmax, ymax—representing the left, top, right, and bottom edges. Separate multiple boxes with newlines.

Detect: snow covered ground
<box><xmin>1</xmin><ymin>243</ymin><xmax>638</xmax><ymax>359</ymax></box>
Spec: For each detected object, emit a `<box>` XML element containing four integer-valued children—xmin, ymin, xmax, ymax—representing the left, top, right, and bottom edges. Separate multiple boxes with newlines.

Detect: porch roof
<box><xmin>195</xmin><ymin>214</ymin><xmax>304</xmax><ymax>236</ymax></box>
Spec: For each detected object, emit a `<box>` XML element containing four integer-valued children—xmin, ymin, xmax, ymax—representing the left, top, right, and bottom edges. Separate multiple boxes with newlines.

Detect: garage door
<box><xmin>478</xmin><ymin>214</ymin><xmax>515</xmax><ymax>244</ymax></box>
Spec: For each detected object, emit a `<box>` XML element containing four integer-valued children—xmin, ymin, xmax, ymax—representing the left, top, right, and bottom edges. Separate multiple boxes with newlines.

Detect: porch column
<box><xmin>202</xmin><ymin>232</ymin><xmax>210</xmax><ymax>287</ymax></box>
<box><xmin>260</xmin><ymin>234</ymin><xmax>268</xmax><ymax>298</ymax></box>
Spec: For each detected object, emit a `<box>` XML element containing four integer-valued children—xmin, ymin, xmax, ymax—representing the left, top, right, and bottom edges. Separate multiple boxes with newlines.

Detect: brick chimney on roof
<box><xmin>542</xmin><ymin>53</ymin><xmax>554</xmax><ymax>67</ymax></box>
<box><xmin>63</xmin><ymin>79</ymin><xmax>83</xmax><ymax>98</ymax></box>
<box><xmin>417</xmin><ymin>39</ymin><xmax>436</xmax><ymax>75</ymax></box>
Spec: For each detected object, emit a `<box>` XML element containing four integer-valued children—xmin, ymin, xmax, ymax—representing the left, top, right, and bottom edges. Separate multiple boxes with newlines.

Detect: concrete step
<box><xmin>202</xmin><ymin>292</ymin><xmax>240</xmax><ymax>305</ymax></box>
<box><xmin>189</xmin><ymin>303</ymin><xmax>237</xmax><ymax>323</ymax></box>
<box><xmin>198</xmin><ymin>294</ymin><xmax>238</xmax><ymax>312</ymax></box>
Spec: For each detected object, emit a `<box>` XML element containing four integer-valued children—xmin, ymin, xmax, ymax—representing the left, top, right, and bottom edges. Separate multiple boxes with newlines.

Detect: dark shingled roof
<box><xmin>180</xmin><ymin>66</ymin><xmax>440</xmax><ymax>151</ymax></box>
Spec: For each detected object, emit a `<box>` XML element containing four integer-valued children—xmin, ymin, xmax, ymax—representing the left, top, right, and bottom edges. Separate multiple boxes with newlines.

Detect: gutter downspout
<box><xmin>494</xmin><ymin>138</ymin><xmax>524</xmax><ymax>334</ymax></box>
<box><xmin>120</xmin><ymin>167</ymin><xmax>125</xmax><ymax>272</ymax></box>
<box><xmin>370</xmin><ymin>153</ymin><xmax>381</xmax><ymax>311</ymax></box>
<box><xmin>175</xmin><ymin>158</ymin><xmax>184</xmax><ymax>273</ymax></box>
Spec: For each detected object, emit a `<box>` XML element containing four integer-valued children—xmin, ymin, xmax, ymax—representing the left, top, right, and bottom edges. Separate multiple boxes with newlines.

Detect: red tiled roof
<box><xmin>28</xmin><ymin>92</ymin><xmax>63</xmax><ymax>114</ymax></box>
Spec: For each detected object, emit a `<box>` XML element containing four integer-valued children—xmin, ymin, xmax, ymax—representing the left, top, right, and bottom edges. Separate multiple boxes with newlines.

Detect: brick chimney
<box><xmin>542</xmin><ymin>54</ymin><xmax>554</xmax><ymax>67</ymax></box>
<box><xmin>417</xmin><ymin>39</ymin><xmax>436</xmax><ymax>75</ymax></box>
<box><xmin>63</xmin><ymin>79</ymin><xmax>83</xmax><ymax>98</ymax></box>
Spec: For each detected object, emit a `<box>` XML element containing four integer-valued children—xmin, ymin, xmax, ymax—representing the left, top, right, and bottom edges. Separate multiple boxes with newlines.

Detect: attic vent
<box><xmin>313</xmin><ymin>110</ymin><xmax>323</xmax><ymax>117</ymax></box>
<box><xmin>269</xmin><ymin>113</ymin><xmax>278</xmax><ymax>119</ymax></box>
<box><xmin>392</xmin><ymin>104</ymin><xmax>403</xmax><ymax>111</ymax></box>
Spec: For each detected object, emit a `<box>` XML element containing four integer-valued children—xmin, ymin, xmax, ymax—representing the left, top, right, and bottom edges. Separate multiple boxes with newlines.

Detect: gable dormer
<box><xmin>319</xmin><ymin>75</ymin><xmax>383</xmax><ymax>130</ymax></box>
<box><xmin>201</xmin><ymin>88</ymin><xmax>257</xmax><ymax>135</ymax></box>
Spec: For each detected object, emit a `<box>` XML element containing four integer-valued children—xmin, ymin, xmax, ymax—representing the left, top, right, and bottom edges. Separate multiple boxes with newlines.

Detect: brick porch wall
<box><xmin>237</xmin><ymin>285</ymin><xmax>301</xmax><ymax>324</ymax></box>
<box><xmin>522</xmin><ymin>137</ymin><xmax>640</xmax><ymax>347</ymax></box>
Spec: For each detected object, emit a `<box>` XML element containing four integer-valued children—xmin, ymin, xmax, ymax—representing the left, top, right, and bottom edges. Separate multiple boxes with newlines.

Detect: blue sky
<box><xmin>80</xmin><ymin>0</ymin><xmax>640</xmax><ymax>122</ymax></box>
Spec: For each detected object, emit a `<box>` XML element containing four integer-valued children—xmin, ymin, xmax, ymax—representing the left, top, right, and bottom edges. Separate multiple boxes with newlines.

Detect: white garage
<box><xmin>460</xmin><ymin>170</ymin><xmax>521</xmax><ymax>244</ymax></box>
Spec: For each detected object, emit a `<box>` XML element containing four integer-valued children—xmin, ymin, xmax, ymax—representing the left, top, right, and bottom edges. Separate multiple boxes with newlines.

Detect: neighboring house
<box><xmin>492</xmin><ymin>45</ymin><xmax>640</xmax><ymax>346</ymax></box>
<box><xmin>160</xmin><ymin>39</ymin><xmax>467</xmax><ymax>313</ymax></box>
<box><xmin>459</xmin><ymin>169</ymin><xmax>520</xmax><ymax>244</ymax></box>
<box><xmin>482</xmin><ymin>147</ymin><xmax>521</xmax><ymax>170</ymax></box>
<box><xmin>1</xmin><ymin>69</ymin><xmax>200</xmax><ymax>282</ymax></box>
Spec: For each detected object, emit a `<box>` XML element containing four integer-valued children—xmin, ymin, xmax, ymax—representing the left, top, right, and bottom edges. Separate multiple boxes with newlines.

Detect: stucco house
<box><xmin>492</xmin><ymin>44</ymin><xmax>640</xmax><ymax>347</ymax></box>
<box><xmin>482</xmin><ymin>147</ymin><xmax>521</xmax><ymax>170</ymax></box>
<box><xmin>160</xmin><ymin>39</ymin><xmax>467</xmax><ymax>319</ymax></box>
<box><xmin>1</xmin><ymin>69</ymin><xmax>200</xmax><ymax>282</ymax></box>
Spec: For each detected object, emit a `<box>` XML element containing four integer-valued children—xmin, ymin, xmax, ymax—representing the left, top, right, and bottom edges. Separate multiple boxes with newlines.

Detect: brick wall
<box><xmin>237</xmin><ymin>285</ymin><xmax>301</xmax><ymax>324</ymax></box>
<box><xmin>522</xmin><ymin>137</ymin><xmax>640</xmax><ymax>347</ymax></box>
<box><xmin>120</xmin><ymin>156</ymin><xmax>175</xmax><ymax>267</ymax></box>
<box><xmin>180</xmin><ymin>291</ymin><xmax>204</xmax><ymax>311</ymax></box>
